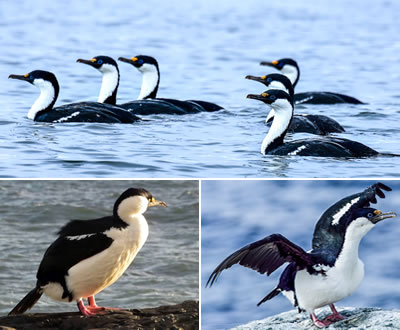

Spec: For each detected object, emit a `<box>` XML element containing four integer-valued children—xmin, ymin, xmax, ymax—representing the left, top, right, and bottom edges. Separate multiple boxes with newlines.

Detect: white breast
<box><xmin>44</xmin><ymin>215</ymin><xmax>149</xmax><ymax>302</ymax></box>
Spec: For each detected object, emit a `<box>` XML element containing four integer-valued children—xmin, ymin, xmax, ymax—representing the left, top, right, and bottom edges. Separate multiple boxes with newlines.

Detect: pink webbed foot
<box><xmin>87</xmin><ymin>296</ymin><xmax>121</xmax><ymax>312</ymax></box>
<box><xmin>325</xmin><ymin>304</ymin><xmax>346</xmax><ymax>322</ymax></box>
<box><xmin>77</xmin><ymin>299</ymin><xmax>103</xmax><ymax>316</ymax></box>
<box><xmin>311</xmin><ymin>312</ymin><xmax>332</xmax><ymax>328</ymax></box>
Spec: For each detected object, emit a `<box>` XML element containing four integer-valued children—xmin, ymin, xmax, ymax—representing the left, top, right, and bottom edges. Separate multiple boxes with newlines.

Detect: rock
<box><xmin>0</xmin><ymin>300</ymin><xmax>198</xmax><ymax>330</ymax></box>
<box><xmin>231</xmin><ymin>307</ymin><xmax>400</xmax><ymax>330</ymax></box>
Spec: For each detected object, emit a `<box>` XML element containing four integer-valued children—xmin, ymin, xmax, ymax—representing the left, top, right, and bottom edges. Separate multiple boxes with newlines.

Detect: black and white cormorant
<box><xmin>8</xmin><ymin>70</ymin><xmax>139</xmax><ymax>123</ymax></box>
<box><xmin>247</xmin><ymin>89</ymin><xmax>379</xmax><ymax>157</ymax></box>
<box><xmin>260</xmin><ymin>58</ymin><xmax>364</xmax><ymax>105</ymax></box>
<box><xmin>9</xmin><ymin>188</ymin><xmax>167</xmax><ymax>316</ymax></box>
<box><xmin>245</xmin><ymin>73</ymin><xmax>345</xmax><ymax>135</ymax></box>
<box><xmin>207</xmin><ymin>183</ymin><xmax>396</xmax><ymax>328</ymax></box>
<box><xmin>77</xmin><ymin>55</ymin><xmax>197</xmax><ymax>115</ymax></box>
<box><xmin>118</xmin><ymin>55</ymin><xmax>224</xmax><ymax>113</ymax></box>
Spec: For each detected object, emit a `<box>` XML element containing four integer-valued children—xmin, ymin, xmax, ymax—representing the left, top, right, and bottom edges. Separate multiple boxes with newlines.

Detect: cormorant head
<box><xmin>260</xmin><ymin>58</ymin><xmax>298</xmax><ymax>71</ymax></box>
<box><xmin>9</xmin><ymin>70</ymin><xmax>58</xmax><ymax>87</ymax></box>
<box><xmin>118</xmin><ymin>55</ymin><xmax>159</xmax><ymax>73</ymax></box>
<box><xmin>342</xmin><ymin>207</ymin><xmax>396</xmax><ymax>238</ymax></box>
<box><xmin>114</xmin><ymin>188</ymin><xmax>167</xmax><ymax>221</ymax></box>
<box><xmin>77</xmin><ymin>55</ymin><xmax>118</xmax><ymax>73</ymax></box>
<box><xmin>247</xmin><ymin>89</ymin><xmax>294</xmax><ymax>109</ymax></box>
<box><xmin>245</xmin><ymin>73</ymin><xmax>294</xmax><ymax>98</ymax></box>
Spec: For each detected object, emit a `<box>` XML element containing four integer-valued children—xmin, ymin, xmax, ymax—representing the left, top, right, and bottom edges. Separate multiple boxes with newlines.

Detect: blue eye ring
<box><xmin>266</xmin><ymin>77</ymin><xmax>272</xmax><ymax>83</ymax></box>
<box><xmin>97</xmin><ymin>59</ymin><xmax>103</xmax><ymax>65</ymax></box>
<box><xmin>367</xmin><ymin>212</ymin><xmax>373</xmax><ymax>218</ymax></box>
<box><xmin>138</xmin><ymin>59</ymin><xmax>144</xmax><ymax>65</ymax></box>
<box><xmin>29</xmin><ymin>74</ymin><xmax>33</xmax><ymax>80</ymax></box>
<box><xmin>278</xmin><ymin>62</ymin><xmax>284</xmax><ymax>68</ymax></box>
<box><xmin>270</xmin><ymin>95</ymin><xmax>277</xmax><ymax>100</ymax></box>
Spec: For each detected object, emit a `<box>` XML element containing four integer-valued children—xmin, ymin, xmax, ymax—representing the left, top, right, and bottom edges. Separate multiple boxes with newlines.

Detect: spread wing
<box><xmin>206</xmin><ymin>234</ymin><xmax>312</xmax><ymax>287</ymax></box>
<box><xmin>312</xmin><ymin>182</ymin><xmax>391</xmax><ymax>251</ymax></box>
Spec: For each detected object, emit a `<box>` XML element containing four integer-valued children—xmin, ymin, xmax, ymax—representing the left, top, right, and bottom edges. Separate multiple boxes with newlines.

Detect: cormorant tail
<box><xmin>9</xmin><ymin>287</ymin><xmax>43</xmax><ymax>315</ymax></box>
<box><xmin>257</xmin><ymin>287</ymin><xmax>280</xmax><ymax>306</ymax></box>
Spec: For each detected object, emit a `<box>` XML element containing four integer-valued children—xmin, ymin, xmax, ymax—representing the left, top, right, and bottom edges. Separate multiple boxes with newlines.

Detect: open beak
<box><xmin>149</xmin><ymin>198</ymin><xmax>167</xmax><ymax>208</ymax></box>
<box><xmin>8</xmin><ymin>74</ymin><xmax>30</xmax><ymax>82</ymax></box>
<box><xmin>371</xmin><ymin>210</ymin><xmax>397</xmax><ymax>224</ymax></box>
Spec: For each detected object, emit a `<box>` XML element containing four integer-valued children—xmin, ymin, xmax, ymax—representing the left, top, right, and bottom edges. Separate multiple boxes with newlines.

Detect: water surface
<box><xmin>0</xmin><ymin>0</ymin><xmax>399</xmax><ymax>177</ymax></box>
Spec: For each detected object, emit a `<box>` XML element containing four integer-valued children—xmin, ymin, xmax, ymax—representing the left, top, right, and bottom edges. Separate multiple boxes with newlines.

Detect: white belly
<box><xmin>295</xmin><ymin>260</ymin><xmax>364</xmax><ymax>313</ymax></box>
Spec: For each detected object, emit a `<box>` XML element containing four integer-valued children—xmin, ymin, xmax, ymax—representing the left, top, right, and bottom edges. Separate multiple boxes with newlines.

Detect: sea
<box><xmin>0</xmin><ymin>0</ymin><xmax>399</xmax><ymax>177</ymax></box>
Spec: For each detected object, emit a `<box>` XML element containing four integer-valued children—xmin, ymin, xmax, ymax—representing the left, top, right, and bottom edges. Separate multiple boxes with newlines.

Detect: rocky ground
<box><xmin>0</xmin><ymin>300</ymin><xmax>198</xmax><ymax>330</ymax></box>
<box><xmin>232</xmin><ymin>307</ymin><xmax>400</xmax><ymax>329</ymax></box>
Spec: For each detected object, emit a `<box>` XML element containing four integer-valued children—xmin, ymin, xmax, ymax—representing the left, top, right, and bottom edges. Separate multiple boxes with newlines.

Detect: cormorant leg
<box><xmin>87</xmin><ymin>295</ymin><xmax>120</xmax><ymax>311</ymax></box>
<box><xmin>310</xmin><ymin>312</ymin><xmax>331</xmax><ymax>328</ymax></box>
<box><xmin>77</xmin><ymin>299</ymin><xmax>96</xmax><ymax>316</ymax></box>
<box><xmin>324</xmin><ymin>304</ymin><xmax>346</xmax><ymax>321</ymax></box>
<box><xmin>87</xmin><ymin>296</ymin><xmax>105</xmax><ymax>311</ymax></box>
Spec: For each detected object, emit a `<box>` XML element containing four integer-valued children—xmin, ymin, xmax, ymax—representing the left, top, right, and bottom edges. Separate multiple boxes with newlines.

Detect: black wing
<box><xmin>312</xmin><ymin>182</ymin><xmax>391</xmax><ymax>251</ymax></box>
<box><xmin>206</xmin><ymin>234</ymin><xmax>312</xmax><ymax>287</ymax></box>
<box><xmin>57</xmin><ymin>216</ymin><xmax>127</xmax><ymax>237</ymax></box>
<box><xmin>37</xmin><ymin>233</ymin><xmax>113</xmax><ymax>285</ymax></box>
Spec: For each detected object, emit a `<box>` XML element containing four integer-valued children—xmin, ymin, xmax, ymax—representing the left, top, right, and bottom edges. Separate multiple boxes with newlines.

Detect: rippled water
<box><xmin>201</xmin><ymin>180</ymin><xmax>400</xmax><ymax>329</ymax></box>
<box><xmin>0</xmin><ymin>0</ymin><xmax>399</xmax><ymax>177</ymax></box>
<box><xmin>0</xmin><ymin>180</ymin><xmax>198</xmax><ymax>315</ymax></box>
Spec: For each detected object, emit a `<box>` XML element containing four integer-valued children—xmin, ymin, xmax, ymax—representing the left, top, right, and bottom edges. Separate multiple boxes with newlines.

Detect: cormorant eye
<box><xmin>270</xmin><ymin>95</ymin><xmax>277</xmax><ymax>100</ymax></box>
<box><xmin>97</xmin><ymin>59</ymin><xmax>103</xmax><ymax>65</ymax></box>
<box><xmin>29</xmin><ymin>74</ymin><xmax>33</xmax><ymax>80</ymax></box>
<box><xmin>267</xmin><ymin>77</ymin><xmax>272</xmax><ymax>82</ymax></box>
<box><xmin>138</xmin><ymin>59</ymin><xmax>144</xmax><ymax>65</ymax></box>
<box><xmin>367</xmin><ymin>213</ymin><xmax>373</xmax><ymax>218</ymax></box>
<box><xmin>278</xmin><ymin>62</ymin><xmax>284</xmax><ymax>68</ymax></box>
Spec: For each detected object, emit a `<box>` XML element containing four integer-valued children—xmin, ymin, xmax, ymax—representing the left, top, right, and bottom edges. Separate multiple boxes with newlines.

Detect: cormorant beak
<box><xmin>247</xmin><ymin>92</ymin><xmax>270</xmax><ymax>103</ymax></box>
<box><xmin>370</xmin><ymin>210</ymin><xmax>396</xmax><ymax>224</ymax></box>
<box><xmin>77</xmin><ymin>58</ymin><xmax>97</xmax><ymax>67</ymax></box>
<box><xmin>148</xmin><ymin>198</ymin><xmax>167</xmax><ymax>208</ymax></box>
<box><xmin>245</xmin><ymin>75</ymin><xmax>267</xmax><ymax>84</ymax></box>
<box><xmin>8</xmin><ymin>74</ymin><xmax>30</xmax><ymax>82</ymax></box>
<box><xmin>260</xmin><ymin>61</ymin><xmax>278</xmax><ymax>68</ymax></box>
<box><xmin>118</xmin><ymin>57</ymin><xmax>140</xmax><ymax>67</ymax></box>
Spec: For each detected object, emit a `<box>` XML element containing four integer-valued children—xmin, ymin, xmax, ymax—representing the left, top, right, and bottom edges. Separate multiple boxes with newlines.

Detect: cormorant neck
<box><xmin>261</xmin><ymin>99</ymin><xmax>293</xmax><ymax>154</ymax></box>
<box><xmin>265</xmin><ymin>82</ymin><xmax>292</xmax><ymax>123</ymax></box>
<box><xmin>137</xmin><ymin>63</ymin><xmax>160</xmax><ymax>100</ymax></box>
<box><xmin>334</xmin><ymin>219</ymin><xmax>373</xmax><ymax>269</ymax></box>
<box><xmin>29</xmin><ymin>79</ymin><xmax>59</xmax><ymax>120</ymax></box>
<box><xmin>281</xmin><ymin>65</ymin><xmax>300</xmax><ymax>88</ymax></box>
<box><xmin>98</xmin><ymin>64</ymin><xmax>119</xmax><ymax>105</ymax></box>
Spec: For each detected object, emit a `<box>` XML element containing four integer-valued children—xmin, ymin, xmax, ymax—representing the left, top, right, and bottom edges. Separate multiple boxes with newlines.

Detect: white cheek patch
<box><xmin>331</xmin><ymin>197</ymin><xmax>360</xmax><ymax>226</ymax></box>
<box><xmin>137</xmin><ymin>63</ymin><xmax>159</xmax><ymax>100</ymax></box>
<box><xmin>280</xmin><ymin>64</ymin><xmax>298</xmax><ymax>86</ymax></box>
<box><xmin>98</xmin><ymin>64</ymin><xmax>119</xmax><ymax>103</ymax></box>
<box><xmin>117</xmin><ymin>195</ymin><xmax>149</xmax><ymax>222</ymax></box>
<box><xmin>28</xmin><ymin>79</ymin><xmax>55</xmax><ymax>119</ymax></box>
<box><xmin>269</xmin><ymin>81</ymin><xmax>289</xmax><ymax>94</ymax></box>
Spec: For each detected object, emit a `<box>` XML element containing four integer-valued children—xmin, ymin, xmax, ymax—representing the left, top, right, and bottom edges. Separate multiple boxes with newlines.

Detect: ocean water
<box><xmin>0</xmin><ymin>0</ymin><xmax>399</xmax><ymax>177</ymax></box>
<box><xmin>201</xmin><ymin>180</ymin><xmax>400</xmax><ymax>329</ymax></box>
<box><xmin>0</xmin><ymin>180</ymin><xmax>199</xmax><ymax>315</ymax></box>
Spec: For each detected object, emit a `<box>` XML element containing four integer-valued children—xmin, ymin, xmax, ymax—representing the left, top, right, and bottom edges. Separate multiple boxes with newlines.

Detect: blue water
<box><xmin>201</xmin><ymin>180</ymin><xmax>400</xmax><ymax>329</ymax></box>
<box><xmin>0</xmin><ymin>180</ymin><xmax>198</xmax><ymax>315</ymax></box>
<box><xmin>0</xmin><ymin>0</ymin><xmax>399</xmax><ymax>177</ymax></box>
